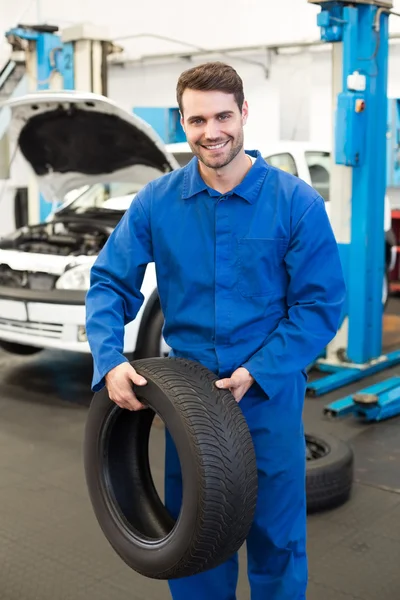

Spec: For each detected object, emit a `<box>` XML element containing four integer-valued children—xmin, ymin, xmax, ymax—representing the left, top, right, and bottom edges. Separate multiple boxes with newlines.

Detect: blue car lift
<box><xmin>307</xmin><ymin>0</ymin><xmax>400</xmax><ymax>421</ymax></box>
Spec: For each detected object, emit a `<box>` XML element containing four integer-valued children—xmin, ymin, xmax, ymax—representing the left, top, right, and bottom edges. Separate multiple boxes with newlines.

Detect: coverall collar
<box><xmin>182</xmin><ymin>150</ymin><xmax>269</xmax><ymax>204</ymax></box>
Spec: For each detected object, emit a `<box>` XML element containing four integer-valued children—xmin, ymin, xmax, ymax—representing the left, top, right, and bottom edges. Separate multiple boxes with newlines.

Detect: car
<box><xmin>0</xmin><ymin>92</ymin><xmax>394</xmax><ymax>359</ymax></box>
<box><xmin>0</xmin><ymin>90</ymin><xmax>179</xmax><ymax>358</ymax></box>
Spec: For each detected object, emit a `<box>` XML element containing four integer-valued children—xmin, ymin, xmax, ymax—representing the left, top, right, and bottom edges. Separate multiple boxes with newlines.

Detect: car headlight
<box><xmin>55</xmin><ymin>264</ymin><xmax>91</xmax><ymax>290</ymax></box>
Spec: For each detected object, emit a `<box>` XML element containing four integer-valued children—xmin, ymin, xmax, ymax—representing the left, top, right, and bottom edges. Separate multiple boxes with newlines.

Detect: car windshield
<box><xmin>305</xmin><ymin>151</ymin><xmax>331</xmax><ymax>202</ymax></box>
<box><xmin>59</xmin><ymin>182</ymin><xmax>143</xmax><ymax>214</ymax></box>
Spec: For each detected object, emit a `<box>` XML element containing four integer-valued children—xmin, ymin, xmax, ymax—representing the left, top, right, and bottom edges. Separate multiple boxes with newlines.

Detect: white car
<box><xmin>0</xmin><ymin>92</ymin><xmax>394</xmax><ymax>358</ymax></box>
<box><xmin>0</xmin><ymin>90</ymin><xmax>179</xmax><ymax>358</ymax></box>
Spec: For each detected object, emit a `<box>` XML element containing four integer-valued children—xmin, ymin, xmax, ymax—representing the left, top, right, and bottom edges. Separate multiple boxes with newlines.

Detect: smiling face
<box><xmin>180</xmin><ymin>89</ymin><xmax>248</xmax><ymax>170</ymax></box>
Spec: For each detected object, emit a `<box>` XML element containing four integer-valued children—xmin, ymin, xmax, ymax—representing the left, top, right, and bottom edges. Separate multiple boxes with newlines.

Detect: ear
<box><xmin>241</xmin><ymin>100</ymin><xmax>249</xmax><ymax>126</ymax></box>
<box><xmin>180</xmin><ymin>111</ymin><xmax>185</xmax><ymax>132</ymax></box>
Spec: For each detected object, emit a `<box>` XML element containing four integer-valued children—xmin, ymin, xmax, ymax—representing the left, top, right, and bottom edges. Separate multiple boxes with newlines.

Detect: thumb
<box><xmin>215</xmin><ymin>378</ymin><xmax>232</xmax><ymax>389</ymax></box>
<box><xmin>128</xmin><ymin>368</ymin><xmax>147</xmax><ymax>386</ymax></box>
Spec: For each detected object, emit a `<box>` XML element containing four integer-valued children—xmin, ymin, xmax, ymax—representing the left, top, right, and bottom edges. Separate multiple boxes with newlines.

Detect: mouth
<box><xmin>200</xmin><ymin>140</ymin><xmax>230</xmax><ymax>152</ymax></box>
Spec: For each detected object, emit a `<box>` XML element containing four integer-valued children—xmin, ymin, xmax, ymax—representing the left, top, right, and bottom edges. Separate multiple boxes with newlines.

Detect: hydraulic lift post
<box><xmin>307</xmin><ymin>1</ymin><xmax>400</xmax><ymax>421</ymax></box>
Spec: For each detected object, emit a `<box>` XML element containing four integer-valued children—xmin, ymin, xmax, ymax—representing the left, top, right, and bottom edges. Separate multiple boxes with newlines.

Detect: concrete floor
<box><xmin>2</xmin><ymin>301</ymin><xmax>400</xmax><ymax>599</ymax></box>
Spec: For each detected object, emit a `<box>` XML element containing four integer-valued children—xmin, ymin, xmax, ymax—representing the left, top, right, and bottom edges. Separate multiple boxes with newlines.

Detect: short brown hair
<box><xmin>176</xmin><ymin>62</ymin><xmax>244</xmax><ymax>114</ymax></box>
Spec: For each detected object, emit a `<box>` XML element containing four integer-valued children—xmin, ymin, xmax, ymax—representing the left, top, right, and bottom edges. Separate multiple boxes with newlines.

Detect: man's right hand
<box><xmin>105</xmin><ymin>362</ymin><xmax>148</xmax><ymax>411</ymax></box>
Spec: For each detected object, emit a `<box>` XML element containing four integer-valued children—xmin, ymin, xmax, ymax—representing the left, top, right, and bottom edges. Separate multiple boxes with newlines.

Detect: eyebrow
<box><xmin>186</xmin><ymin>111</ymin><xmax>235</xmax><ymax>123</ymax></box>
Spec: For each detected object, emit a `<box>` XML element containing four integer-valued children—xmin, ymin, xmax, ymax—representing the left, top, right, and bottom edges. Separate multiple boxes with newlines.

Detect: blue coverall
<box><xmin>86</xmin><ymin>150</ymin><xmax>346</xmax><ymax>600</ymax></box>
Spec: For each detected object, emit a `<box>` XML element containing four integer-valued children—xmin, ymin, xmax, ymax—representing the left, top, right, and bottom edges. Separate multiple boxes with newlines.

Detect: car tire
<box><xmin>306</xmin><ymin>433</ymin><xmax>354</xmax><ymax>513</ymax></box>
<box><xmin>83</xmin><ymin>357</ymin><xmax>258</xmax><ymax>580</ymax></box>
<box><xmin>136</xmin><ymin>306</ymin><xmax>168</xmax><ymax>359</ymax></box>
<box><xmin>0</xmin><ymin>341</ymin><xmax>43</xmax><ymax>355</ymax></box>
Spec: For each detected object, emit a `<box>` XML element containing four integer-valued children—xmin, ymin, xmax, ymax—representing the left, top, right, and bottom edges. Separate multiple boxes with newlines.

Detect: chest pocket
<box><xmin>237</xmin><ymin>238</ymin><xmax>289</xmax><ymax>298</ymax></box>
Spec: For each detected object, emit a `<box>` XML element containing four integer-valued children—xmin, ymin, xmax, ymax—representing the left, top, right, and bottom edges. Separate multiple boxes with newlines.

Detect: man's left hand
<box><xmin>215</xmin><ymin>367</ymin><xmax>255</xmax><ymax>403</ymax></box>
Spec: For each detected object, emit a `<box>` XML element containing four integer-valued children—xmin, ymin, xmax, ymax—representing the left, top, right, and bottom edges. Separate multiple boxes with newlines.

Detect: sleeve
<box><xmin>242</xmin><ymin>193</ymin><xmax>346</xmax><ymax>399</ymax></box>
<box><xmin>85</xmin><ymin>187</ymin><xmax>153</xmax><ymax>392</ymax></box>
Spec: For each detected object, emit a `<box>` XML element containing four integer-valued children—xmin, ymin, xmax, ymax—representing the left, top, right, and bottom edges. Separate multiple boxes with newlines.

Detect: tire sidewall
<box><xmin>84</xmin><ymin>377</ymin><xmax>201</xmax><ymax>577</ymax></box>
<box><xmin>306</xmin><ymin>432</ymin><xmax>352</xmax><ymax>476</ymax></box>
<box><xmin>138</xmin><ymin>308</ymin><xmax>166</xmax><ymax>359</ymax></box>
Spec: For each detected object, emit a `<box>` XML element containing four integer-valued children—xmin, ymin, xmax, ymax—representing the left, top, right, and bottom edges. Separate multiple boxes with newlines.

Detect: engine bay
<box><xmin>0</xmin><ymin>218</ymin><xmax>110</xmax><ymax>257</ymax></box>
<box><xmin>0</xmin><ymin>218</ymin><xmax>112</xmax><ymax>290</ymax></box>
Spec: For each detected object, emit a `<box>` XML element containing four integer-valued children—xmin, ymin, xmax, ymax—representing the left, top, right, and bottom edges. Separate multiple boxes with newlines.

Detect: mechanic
<box><xmin>85</xmin><ymin>61</ymin><xmax>346</xmax><ymax>600</ymax></box>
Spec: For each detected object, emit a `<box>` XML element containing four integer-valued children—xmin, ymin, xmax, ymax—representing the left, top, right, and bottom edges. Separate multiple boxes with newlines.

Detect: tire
<box><xmin>83</xmin><ymin>357</ymin><xmax>258</xmax><ymax>580</ymax></box>
<box><xmin>306</xmin><ymin>433</ymin><xmax>354</xmax><ymax>513</ymax></box>
<box><xmin>136</xmin><ymin>307</ymin><xmax>169</xmax><ymax>359</ymax></box>
<box><xmin>0</xmin><ymin>341</ymin><xmax>43</xmax><ymax>355</ymax></box>
<box><xmin>383</xmin><ymin>269</ymin><xmax>389</xmax><ymax>310</ymax></box>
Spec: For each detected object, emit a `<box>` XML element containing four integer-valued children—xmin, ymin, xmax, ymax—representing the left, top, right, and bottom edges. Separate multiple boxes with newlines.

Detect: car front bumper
<box><xmin>0</xmin><ymin>286</ymin><xmax>91</xmax><ymax>353</ymax></box>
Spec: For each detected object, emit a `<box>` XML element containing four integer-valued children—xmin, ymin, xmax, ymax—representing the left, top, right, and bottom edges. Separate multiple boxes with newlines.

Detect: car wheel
<box><xmin>83</xmin><ymin>357</ymin><xmax>258</xmax><ymax>580</ymax></box>
<box><xmin>306</xmin><ymin>432</ymin><xmax>354</xmax><ymax>513</ymax></box>
<box><xmin>0</xmin><ymin>341</ymin><xmax>43</xmax><ymax>355</ymax></box>
<box><xmin>136</xmin><ymin>307</ymin><xmax>170</xmax><ymax>359</ymax></box>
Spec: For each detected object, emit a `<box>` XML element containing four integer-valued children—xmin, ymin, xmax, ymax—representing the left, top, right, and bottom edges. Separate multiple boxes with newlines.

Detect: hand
<box><xmin>215</xmin><ymin>367</ymin><xmax>255</xmax><ymax>403</ymax></box>
<box><xmin>105</xmin><ymin>362</ymin><xmax>148</xmax><ymax>411</ymax></box>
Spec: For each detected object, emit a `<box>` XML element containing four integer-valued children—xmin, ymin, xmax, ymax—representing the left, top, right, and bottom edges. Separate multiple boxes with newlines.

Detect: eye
<box><xmin>218</xmin><ymin>114</ymin><xmax>230</xmax><ymax>121</ymax></box>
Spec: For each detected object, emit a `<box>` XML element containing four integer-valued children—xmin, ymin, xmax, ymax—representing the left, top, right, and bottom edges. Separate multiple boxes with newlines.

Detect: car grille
<box><xmin>0</xmin><ymin>319</ymin><xmax>63</xmax><ymax>339</ymax></box>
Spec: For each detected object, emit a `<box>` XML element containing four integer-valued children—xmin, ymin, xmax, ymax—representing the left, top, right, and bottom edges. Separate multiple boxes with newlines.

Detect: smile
<box><xmin>202</xmin><ymin>141</ymin><xmax>229</xmax><ymax>151</ymax></box>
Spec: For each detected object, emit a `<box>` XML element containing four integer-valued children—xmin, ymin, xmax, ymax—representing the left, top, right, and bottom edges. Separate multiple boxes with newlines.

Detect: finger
<box><xmin>122</xmin><ymin>390</ymin><xmax>147</xmax><ymax>411</ymax></box>
<box><xmin>110</xmin><ymin>382</ymin><xmax>145</xmax><ymax>411</ymax></box>
<box><xmin>129</xmin><ymin>371</ymin><xmax>148</xmax><ymax>386</ymax></box>
<box><xmin>114</xmin><ymin>395</ymin><xmax>146</xmax><ymax>411</ymax></box>
<box><xmin>109</xmin><ymin>395</ymin><xmax>131</xmax><ymax>410</ymax></box>
<box><xmin>215</xmin><ymin>378</ymin><xmax>233</xmax><ymax>390</ymax></box>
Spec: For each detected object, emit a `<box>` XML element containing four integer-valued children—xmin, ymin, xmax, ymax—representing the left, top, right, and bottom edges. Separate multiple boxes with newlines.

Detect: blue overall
<box><xmin>86</xmin><ymin>151</ymin><xmax>346</xmax><ymax>599</ymax></box>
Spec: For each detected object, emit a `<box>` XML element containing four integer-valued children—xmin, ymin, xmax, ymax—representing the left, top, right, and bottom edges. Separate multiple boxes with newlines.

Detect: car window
<box><xmin>305</xmin><ymin>151</ymin><xmax>330</xmax><ymax>202</ymax></box>
<box><xmin>265</xmin><ymin>153</ymin><xmax>298</xmax><ymax>176</ymax></box>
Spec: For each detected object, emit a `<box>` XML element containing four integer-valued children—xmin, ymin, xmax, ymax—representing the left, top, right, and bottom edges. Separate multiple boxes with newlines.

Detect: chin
<box><xmin>201</xmin><ymin>153</ymin><xmax>230</xmax><ymax>169</ymax></box>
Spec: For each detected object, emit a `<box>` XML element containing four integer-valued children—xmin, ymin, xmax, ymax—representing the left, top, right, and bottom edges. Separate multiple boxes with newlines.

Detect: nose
<box><xmin>204</xmin><ymin>119</ymin><xmax>221</xmax><ymax>141</ymax></box>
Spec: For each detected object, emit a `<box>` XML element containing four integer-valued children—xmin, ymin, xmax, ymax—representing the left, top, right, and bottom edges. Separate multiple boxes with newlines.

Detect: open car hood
<box><xmin>5</xmin><ymin>90</ymin><xmax>180</xmax><ymax>203</ymax></box>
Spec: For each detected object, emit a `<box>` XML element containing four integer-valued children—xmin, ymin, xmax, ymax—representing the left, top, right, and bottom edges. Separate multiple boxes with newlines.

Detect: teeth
<box><xmin>205</xmin><ymin>142</ymin><xmax>227</xmax><ymax>149</ymax></box>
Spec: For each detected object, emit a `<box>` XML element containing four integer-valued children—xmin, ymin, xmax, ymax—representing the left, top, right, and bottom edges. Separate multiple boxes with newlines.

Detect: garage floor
<box><xmin>2</xmin><ymin>303</ymin><xmax>400</xmax><ymax>599</ymax></box>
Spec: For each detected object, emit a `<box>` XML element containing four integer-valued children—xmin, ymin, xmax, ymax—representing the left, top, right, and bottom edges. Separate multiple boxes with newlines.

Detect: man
<box><xmin>85</xmin><ymin>62</ymin><xmax>346</xmax><ymax>599</ymax></box>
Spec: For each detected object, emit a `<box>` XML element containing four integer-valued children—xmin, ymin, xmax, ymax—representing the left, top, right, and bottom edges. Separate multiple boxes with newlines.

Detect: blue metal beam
<box><xmin>307</xmin><ymin>349</ymin><xmax>400</xmax><ymax>396</ymax></box>
<box><xmin>324</xmin><ymin>376</ymin><xmax>400</xmax><ymax>421</ymax></box>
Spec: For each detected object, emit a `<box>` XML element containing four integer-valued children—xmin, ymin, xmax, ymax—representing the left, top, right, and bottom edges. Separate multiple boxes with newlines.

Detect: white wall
<box><xmin>3</xmin><ymin>0</ymin><xmax>400</xmax><ymax>67</ymax></box>
<box><xmin>2</xmin><ymin>0</ymin><xmax>400</xmax><ymax>146</ymax></box>
<box><xmin>1</xmin><ymin>0</ymin><xmax>323</xmax><ymax>66</ymax></box>
<box><xmin>107</xmin><ymin>57</ymin><xmax>281</xmax><ymax>143</ymax></box>
<box><xmin>107</xmin><ymin>47</ymin><xmax>327</xmax><ymax>144</ymax></box>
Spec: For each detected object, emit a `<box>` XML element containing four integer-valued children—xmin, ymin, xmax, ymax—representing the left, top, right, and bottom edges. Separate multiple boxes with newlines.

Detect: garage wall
<box><xmin>1</xmin><ymin>0</ymin><xmax>323</xmax><ymax>65</ymax></box>
<box><xmin>1</xmin><ymin>1</ymin><xmax>400</xmax><ymax>182</ymax></box>
<box><xmin>108</xmin><ymin>49</ymin><xmax>319</xmax><ymax>144</ymax></box>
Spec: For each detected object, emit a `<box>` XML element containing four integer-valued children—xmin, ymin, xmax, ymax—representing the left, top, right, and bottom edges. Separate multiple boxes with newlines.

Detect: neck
<box><xmin>198</xmin><ymin>149</ymin><xmax>252</xmax><ymax>194</ymax></box>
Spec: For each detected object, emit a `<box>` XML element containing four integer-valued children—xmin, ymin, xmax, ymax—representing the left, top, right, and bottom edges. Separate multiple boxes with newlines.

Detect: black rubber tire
<box><xmin>0</xmin><ymin>340</ymin><xmax>43</xmax><ymax>355</ymax></box>
<box><xmin>83</xmin><ymin>356</ymin><xmax>258</xmax><ymax>580</ymax></box>
<box><xmin>136</xmin><ymin>307</ymin><xmax>166</xmax><ymax>359</ymax></box>
<box><xmin>306</xmin><ymin>432</ymin><xmax>354</xmax><ymax>513</ymax></box>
